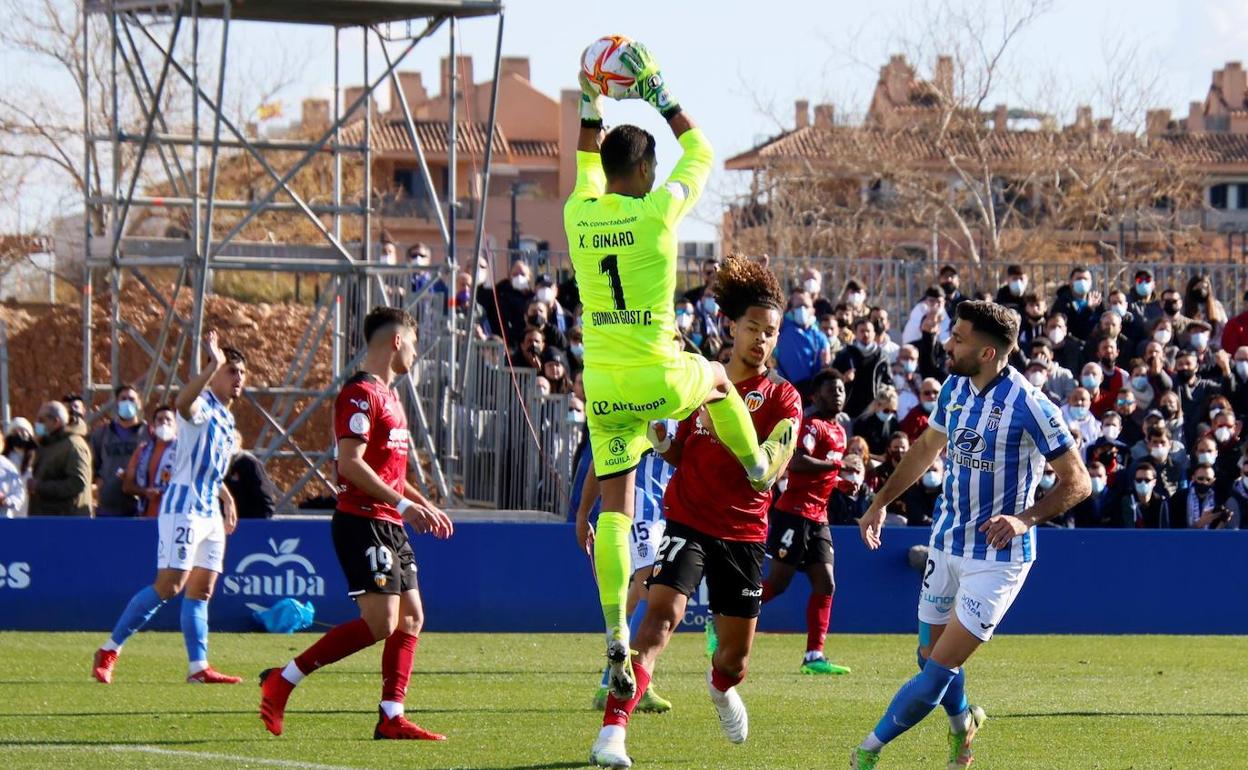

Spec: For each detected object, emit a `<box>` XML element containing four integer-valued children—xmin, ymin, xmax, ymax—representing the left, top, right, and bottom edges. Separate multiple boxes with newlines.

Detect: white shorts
<box><xmin>916</xmin><ymin>548</ymin><xmax>1032</xmax><ymax>641</ymax></box>
<box><xmin>630</xmin><ymin>518</ymin><xmax>666</xmax><ymax>572</ymax></box>
<box><xmin>157</xmin><ymin>512</ymin><xmax>226</xmax><ymax>573</ymax></box>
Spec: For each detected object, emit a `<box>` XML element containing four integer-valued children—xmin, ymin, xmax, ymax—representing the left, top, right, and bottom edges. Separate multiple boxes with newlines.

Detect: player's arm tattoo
<box><xmin>1017</xmin><ymin>447</ymin><xmax>1092</xmax><ymax>527</ymax></box>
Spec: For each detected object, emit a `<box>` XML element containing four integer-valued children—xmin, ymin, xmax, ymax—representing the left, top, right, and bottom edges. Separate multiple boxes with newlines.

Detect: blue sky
<box><xmin>3</xmin><ymin>0</ymin><xmax>1247</xmax><ymax>240</ymax></box>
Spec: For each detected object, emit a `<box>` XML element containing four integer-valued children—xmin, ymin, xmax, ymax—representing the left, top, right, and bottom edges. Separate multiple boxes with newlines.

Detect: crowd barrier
<box><xmin>0</xmin><ymin>518</ymin><xmax>1244</xmax><ymax>634</ymax></box>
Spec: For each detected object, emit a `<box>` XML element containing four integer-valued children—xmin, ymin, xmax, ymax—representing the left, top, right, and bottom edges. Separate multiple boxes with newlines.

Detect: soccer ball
<box><xmin>580</xmin><ymin>35</ymin><xmax>637</xmax><ymax>100</ymax></box>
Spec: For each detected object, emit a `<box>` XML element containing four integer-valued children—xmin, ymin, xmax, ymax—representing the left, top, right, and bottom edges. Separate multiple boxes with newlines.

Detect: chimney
<box><xmin>934</xmin><ymin>55</ymin><xmax>954</xmax><ymax>98</ymax></box>
<box><xmin>1074</xmin><ymin>105</ymin><xmax>1093</xmax><ymax>132</ymax></box>
<box><xmin>499</xmin><ymin>56</ymin><xmax>530</xmax><ymax>82</ymax></box>
<box><xmin>886</xmin><ymin>54</ymin><xmax>910</xmax><ymax>104</ymax></box>
<box><xmin>1096</xmin><ymin>118</ymin><xmax>1113</xmax><ymax>134</ymax></box>
<box><xmin>1188</xmin><ymin>100</ymin><xmax>1205</xmax><ymax>133</ymax></box>
<box><xmin>343</xmin><ymin>86</ymin><xmax>374</xmax><ymax>119</ymax></box>
<box><xmin>441</xmin><ymin>55</ymin><xmax>474</xmax><ymax>97</ymax></box>
<box><xmin>1224</xmin><ymin>61</ymin><xmax>1246</xmax><ymax>110</ymax></box>
<box><xmin>301</xmin><ymin>98</ymin><xmax>330</xmax><ymax>132</ymax></box>
<box><xmin>994</xmin><ymin>104</ymin><xmax>1008</xmax><ymax>134</ymax></box>
<box><xmin>390</xmin><ymin>72</ymin><xmax>427</xmax><ymax>112</ymax></box>
<box><xmin>795</xmin><ymin>99</ymin><xmax>810</xmax><ymax>129</ymax></box>
<box><xmin>813</xmin><ymin>103</ymin><xmax>834</xmax><ymax>129</ymax></box>
<box><xmin>1145</xmin><ymin>108</ymin><xmax>1171</xmax><ymax>137</ymax></box>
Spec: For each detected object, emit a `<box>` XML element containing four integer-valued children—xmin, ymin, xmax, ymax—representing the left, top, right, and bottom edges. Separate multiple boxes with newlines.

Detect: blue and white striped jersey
<box><xmin>568</xmin><ymin>443</ymin><xmax>675</xmax><ymax>525</ymax></box>
<box><xmin>159</xmin><ymin>390</ymin><xmax>237</xmax><ymax>519</ymax></box>
<box><xmin>927</xmin><ymin>366</ymin><xmax>1074</xmax><ymax>563</ymax></box>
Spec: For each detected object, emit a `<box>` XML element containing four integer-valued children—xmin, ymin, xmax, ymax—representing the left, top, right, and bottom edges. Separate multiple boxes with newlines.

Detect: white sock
<box><xmin>101</xmin><ymin>639</ymin><xmax>122</xmax><ymax>653</ymax></box>
<box><xmin>281</xmin><ymin>660</ymin><xmax>305</xmax><ymax>686</ymax></box>
<box><xmin>188</xmin><ymin>660</ymin><xmax>208</xmax><ymax>676</ymax></box>
<box><xmin>803</xmin><ymin>650</ymin><xmax>824</xmax><ymax>663</ymax></box>
<box><xmin>380</xmin><ymin>700</ymin><xmax>404</xmax><ymax>719</ymax></box>
<box><xmin>949</xmin><ymin>708</ymin><xmax>973</xmax><ymax>733</ymax></box>
<box><xmin>861</xmin><ymin>732</ymin><xmax>885</xmax><ymax>752</ymax></box>
<box><xmin>598</xmin><ymin>724</ymin><xmax>625</xmax><ymax>743</ymax></box>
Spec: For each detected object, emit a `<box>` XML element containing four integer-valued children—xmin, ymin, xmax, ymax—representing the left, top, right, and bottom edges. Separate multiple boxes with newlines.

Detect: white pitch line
<box><xmin>6</xmin><ymin>744</ymin><xmax>369</xmax><ymax>770</ymax></box>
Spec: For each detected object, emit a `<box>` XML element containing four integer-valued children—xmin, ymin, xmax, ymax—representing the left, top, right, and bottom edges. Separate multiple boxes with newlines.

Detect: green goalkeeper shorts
<box><xmin>583</xmin><ymin>351</ymin><xmax>715</xmax><ymax>478</ymax></box>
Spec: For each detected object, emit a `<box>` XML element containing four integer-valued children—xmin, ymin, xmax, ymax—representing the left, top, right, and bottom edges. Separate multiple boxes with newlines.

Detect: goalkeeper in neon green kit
<box><xmin>565</xmin><ymin>39</ymin><xmax>797</xmax><ymax>707</ymax></box>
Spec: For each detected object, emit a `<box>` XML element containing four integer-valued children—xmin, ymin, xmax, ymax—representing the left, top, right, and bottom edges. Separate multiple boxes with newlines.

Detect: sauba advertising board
<box><xmin>215</xmin><ymin>528</ymin><xmax>356</xmax><ymax>629</ymax></box>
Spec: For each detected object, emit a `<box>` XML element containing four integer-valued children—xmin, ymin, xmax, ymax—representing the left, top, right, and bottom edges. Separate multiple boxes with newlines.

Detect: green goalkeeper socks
<box><xmin>705</xmin><ymin>387</ymin><xmax>764</xmax><ymax>472</ymax></box>
<box><xmin>594</xmin><ymin>511</ymin><xmax>633</xmax><ymax>643</ymax></box>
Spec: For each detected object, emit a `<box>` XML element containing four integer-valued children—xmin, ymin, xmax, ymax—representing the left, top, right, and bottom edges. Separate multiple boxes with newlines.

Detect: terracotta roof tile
<box><xmin>339</xmin><ymin>117</ymin><xmax>558</xmax><ymax>158</ymax></box>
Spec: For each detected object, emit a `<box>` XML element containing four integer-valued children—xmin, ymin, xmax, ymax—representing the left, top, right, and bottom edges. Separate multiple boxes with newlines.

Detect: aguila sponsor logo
<box><xmin>222</xmin><ymin>537</ymin><xmax>325</xmax><ymax>612</ymax></box>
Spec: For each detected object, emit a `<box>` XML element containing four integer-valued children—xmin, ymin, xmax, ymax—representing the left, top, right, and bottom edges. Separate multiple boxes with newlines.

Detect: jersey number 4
<box><xmin>599</xmin><ymin>254</ymin><xmax>626</xmax><ymax>310</ymax></box>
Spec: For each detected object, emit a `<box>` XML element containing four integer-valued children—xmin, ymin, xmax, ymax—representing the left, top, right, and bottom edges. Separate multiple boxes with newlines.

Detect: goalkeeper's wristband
<box><xmin>395</xmin><ymin>497</ymin><xmax>414</xmax><ymax>516</ymax></box>
<box><xmin>581</xmin><ymin>118</ymin><xmax>604</xmax><ymax>129</ymax></box>
<box><xmin>660</xmin><ymin>104</ymin><xmax>683</xmax><ymax>121</ymax></box>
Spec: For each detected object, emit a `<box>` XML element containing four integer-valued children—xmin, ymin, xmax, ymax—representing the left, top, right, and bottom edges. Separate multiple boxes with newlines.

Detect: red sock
<box><xmin>381</xmin><ymin>631</ymin><xmax>419</xmax><ymax>703</ymax></box>
<box><xmin>602</xmin><ymin>660</ymin><xmax>652</xmax><ymax>728</ymax></box>
<box><xmin>710</xmin><ymin>665</ymin><xmax>744</xmax><ymax>692</ymax></box>
<box><xmin>760</xmin><ymin>580</ymin><xmax>777</xmax><ymax>604</ymax></box>
<box><xmin>293</xmin><ymin>618</ymin><xmax>377</xmax><ymax>675</ymax></box>
<box><xmin>806</xmin><ymin>593</ymin><xmax>833</xmax><ymax>654</ymax></box>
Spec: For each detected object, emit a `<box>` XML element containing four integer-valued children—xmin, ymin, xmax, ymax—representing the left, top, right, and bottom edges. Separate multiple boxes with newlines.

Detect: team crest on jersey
<box><xmin>177</xmin><ymin>545</ymin><xmax>187</xmax><ymax>561</ymax></box>
<box><xmin>651</xmin><ymin>562</ymin><xmax>662</xmax><ymax>577</ymax></box>
<box><xmin>373</xmin><ymin>573</ymin><xmax>388</xmax><ymax>589</ymax></box>
<box><xmin>778</xmin><ymin>547</ymin><xmax>788</xmax><ymax>559</ymax></box>
<box><xmin>349</xmin><ymin>412</ymin><xmax>369</xmax><ymax>436</ymax></box>
<box><xmin>743</xmin><ymin>390</ymin><xmax>765</xmax><ymax>412</ymax></box>
<box><xmin>609</xmin><ymin>437</ymin><xmax>627</xmax><ymax>456</ymax></box>
<box><xmin>986</xmin><ymin>404</ymin><xmax>1003</xmax><ymax>432</ymax></box>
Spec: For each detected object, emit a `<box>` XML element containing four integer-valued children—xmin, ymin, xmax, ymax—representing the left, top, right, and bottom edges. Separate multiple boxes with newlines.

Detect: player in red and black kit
<box><xmin>259</xmin><ymin>307</ymin><xmax>454</xmax><ymax>740</ymax></box>
<box><xmin>589</xmin><ymin>256</ymin><xmax>799</xmax><ymax>768</ymax></box>
<box><xmin>764</xmin><ymin>367</ymin><xmax>852</xmax><ymax>675</ymax></box>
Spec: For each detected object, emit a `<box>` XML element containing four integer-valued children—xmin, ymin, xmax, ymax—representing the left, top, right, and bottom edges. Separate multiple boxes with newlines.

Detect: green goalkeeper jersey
<box><xmin>564</xmin><ymin>128</ymin><xmax>714</xmax><ymax>368</ymax></box>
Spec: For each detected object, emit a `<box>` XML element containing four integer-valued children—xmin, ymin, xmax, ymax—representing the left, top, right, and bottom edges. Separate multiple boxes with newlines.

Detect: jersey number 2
<box><xmin>599</xmin><ymin>254</ymin><xmax>626</xmax><ymax>310</ymax></box>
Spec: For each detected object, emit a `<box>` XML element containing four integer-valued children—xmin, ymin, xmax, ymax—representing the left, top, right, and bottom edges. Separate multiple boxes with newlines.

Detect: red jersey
<box><xmin>334</xmin><ymin>372</ymin><xmax>410</xmax><ymax>524</ymax></box>
<box><xmin>664</xmin><ymin>370</ymin><xmax>802</xmax><ymax>542</ymax></box>
<box><xmin>774</xmin><ymin>415</ymin><xmax>845</xmax><ymax>523</ymax></box>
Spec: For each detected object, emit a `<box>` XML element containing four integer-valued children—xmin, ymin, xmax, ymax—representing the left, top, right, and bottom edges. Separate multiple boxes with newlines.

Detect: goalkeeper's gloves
<box><xmin>577</xmin><ymin>70</ymin><xmax>605</xmax><ymax>126</ymax></box>
<box><xmin>646</xmin><ymin>420</ymin><xmax>673</xmax><ymax>453</ymax></box>
<box><xmin>617</xmin><ymin>42</ymin><xmax>681</xmax><ymax>119</ymax></box>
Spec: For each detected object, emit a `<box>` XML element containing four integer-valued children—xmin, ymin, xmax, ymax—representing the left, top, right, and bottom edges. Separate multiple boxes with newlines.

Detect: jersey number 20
<box><xmin>599</xmin><ymin>254</ymin><xmax>626</xmax><ymax>310</ymax></box>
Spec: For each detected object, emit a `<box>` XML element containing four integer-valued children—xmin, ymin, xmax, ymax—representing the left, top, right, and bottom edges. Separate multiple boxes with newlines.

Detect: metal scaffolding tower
<box><xmin>82</xmin><ymin>0</ymin><xmax>506</xmax><ymax>510</ymax></box>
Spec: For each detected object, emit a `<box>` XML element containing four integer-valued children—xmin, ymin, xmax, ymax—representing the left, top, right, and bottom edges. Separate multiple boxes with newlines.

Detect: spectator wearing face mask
<box><xmin>1207</xmin><ymin>410</ymin><xmax>1244</xmax><ymax>494</ymax></box>
<box><xmin>512</xmin><ymin>327</ymin><xmax>545</xmax><ymax>370</ymax></box>
<box><xmin>1185</xmin><ymin>320</ymin><xmax>1226</xmax><ymax>378</ymax></box>
<box><xmin>1017</xmin><ymin>293</ymin><xmax>1049</xmax><ymax>351</ymax></box>
<box><xmin>826</xmin><ymin>454</ymin><xmax>874</xmax><ymax>526</ymax></box>
<box><xmin>1189</xmin><ymin>434</ymin><xmax>1225</xmax><ymax>495</ymax></box>
<box><xmin>534</xmin><ymin>273</ymin><xmax>572</xmax><ymax>336</ymax></box>
<box><xmin>937</xmin><ymin>265</ymin><xmax>967</xmax><ymax>317</ymax></box>
<box><xmin>1086</xmin><ymin>412</ymin><xmax>1129</xmax><ymax>478</ymax></box>
<box><xmin>122</xmin><ymin>405</ymin><xmax>178</xmax><ymax>517</ymax></box>
<box><xmin>832</xmin><ymin>304</ymin><xmax>855</xmax><ymax>345</ymax></box>
<box><xmin>1138</xmin><ymin>342</ymin><xmax>1175</xmax><ymax>398</ymax></box>
<box><xmin>1124</xmin><ymin>426</ymin><xmax>1187</xmax><ymax>501</ymax></box>
<box><xmin>671</xmin><ymin>298</ymin><xmax>704</xmax><ymax>355</ymax></box>
<box><xmin>818</xmin><ymin>313</ymin><xmax>843</xmax><ymax>359</ymax></box>
<box><xmin>1127</xmin><ymin>269</ymin><xmax>1163</xmax><ymax>329</ymax></box>
<box><xmin>899</xmin><ymin>377</ymin><xmax>941</xmax><ymax>441</ymax></box>
<box><xmin>855</xmin><ymin>388</ymin><xmax>902</xmax><ymax>460</ymax></box>
<box><xmin>1085</xmin><ymin>311</ymin><xmax>1131</xmax><ymax>369</ymax></box>
<box><xmin>841</xmin><ymin>280</ymin><xmax>869</xmax><ymax>324</ymax></box>
<box><xmin>1172</xmin><ymin>350</ymin><xmax>1226</xmax><ymax>447</ymax></box>
<box><xmin>1051</xmin><ymin>266</ymin><xmax>1103</xmax><ymax>341</ymax></box>
<box><xmin>681</xmin><ymin>257</ymin><xmax>720</xmax><ymax>304</ymax></box>
<box><xmin>1071</xmin><ymin>460</ymin><xmax>1116</xmax><ymax>527</ymax></box>
<box><xmin>541</xmin><ymin>347</ymin><xmax>574</xmax><ymax>395</ymax></box>
<box><xmin>1223</xmin><ymin>452</ymin><xmax>1248</xmax><ymax>528</ymax></box>
<box><xmin>0</xmin><ymin>426</ymin><xmax>30</xmax><ymax>517</ymax></box>
<box><xmin>89</xmin><ymin>384</ymin><xmax>147</xmax><ymax>517</ymax></box>
<box><xmin>1045</xmin><ymin>313</ymin><xmax>1085</xmax><ymax>376</ymax></box>
<box><xmin>798</xmin><ymin>266</ymin><xmax>836</xmax><ymax>318</ymax></box>
<box><xmin>901</xmin><ymin>286</ymin><xmax>947</xmax><ymax>345</ymax></box>
<box><xmin>913</xmin><ymin>308</ymin><xmax>949</xmax><ymax>380</ymax></box>
<box><xmin>1087</xmin><ymin>340</ymin><xmax>1128</xmax><ymax>416</ymax></box>
<box><xmin>3</xmin><ymin>417</ymin><xmax>37</xmax><ymax>486</ymax></box>
<box><xmin>995</xmin><ymin>263</ymin><xmax>1029</xmax><ymax>315</ymax></box>
<box><xmin>1026</xmin><ymin>338</ymin><xmax>1075</xmax><ymax>403</ymax></box>
<box><xmin>775</xmin><ymin>289</ymin><xmax>831</xmax><ymax>398</ymax></box>
<box><xmin>1155</xmin><ymin>390</ymin><xmax>1187</xmax><ymax>446</ymax></box>
<box><xmin>865</xmin><ymin>429</ymin><xmax>908</xmax><ymax>491</ymax></box>
<box><xmin>525</xmin><ymin>297</ymin><xmax>568</xmax><ymax>353</ymax></box>
<box><xmin>1033</xmin><ymin>463</ymin><xmax>1074</xmax><ymax>526</ymax></box>
<box><xmin>1228</xmin><ymin>346</ymin><xmax>1248</xmax><ymax>419</ymax></box>
<box><xmin>1119</xmin><ymin>461</ymin><xmax>1171</xmax><ymax>528</ymax></box>
<box><xmin>29</xmin><ymin>401</ymin><xmax>93</xmax><ymax>517</ymax></box>
<box><xmin>565</xmin><ymin>326</ymin><xmax>586</xmax><ymax>377</ymax></box>
<box><xmin>833</xmin><ymin>318</ymin><xmax>891</xmax><ymax>418</ymax></box>
<box><xmin>692</xmin><ymin>290</ymin><xmax>723</xmax><ymax>357</ymax></box>
<box><xmin>892</xmin><ymin>345</ymin><xmax>922</xmax><ymax>416</ymax></box>
<box><xmin>868</xmin><ymin>306</ymin><xmax>899</xmax><ymax>363</ymax></box>
<box><xmin>1061</xmin><ymin>387</ymin><xmax>1102</xmax><ymax>445</ymax></box>
<box><xmin>1183</xmin><ymin>273</ymin><xmax>1227</xmax><ymax>340</ymax></box>
<box><xmin>63</xmin><ymin>393</ymin><xmax>90</xmax><ymax>438</ymax></box>
<box><xmin>899</xmin><ymin>456</ymin><xmax>943</xmax><ymax>527</ymax></box>
<box><xmin>1159</xmin><ymin>288</ymin><xmax>1194</xmax><ymax>340</ymax></box>
<box><xmin>1105</xmin><ymin>288</ymin><xmax>1144</xmax><ymax>351</ymax></box>
<box><xmin>1170</xmin><ymin>463</ymin><xmax>1236</xmax><ymax>529</ymax></box>
<box><xmin>1138</xmin><ymin>316</ymin><xmax>1179</xmax><ymax>360</ymax></box>
<box><xmin>1114</xmin><ymin>389</ymin><xmax>1145</xmax><ymax>446</ymax></box>
<box><xmin>487</xmin><ymin>259</ymin><xmax>535</xmax><ymax>345</ymax></box>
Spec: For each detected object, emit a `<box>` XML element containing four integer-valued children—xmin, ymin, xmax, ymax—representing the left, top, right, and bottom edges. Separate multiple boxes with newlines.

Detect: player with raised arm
<box><xmin>93</xmin><ymin>331</ymin><xmax>244</xmax><ymax>685</ymax></box>
<box><xmin>567</xmin><ymin>37</ymin><xmax>796</xmax><ymax>704</ymax></box>
<box><xmin>849</xmin><ymin>301</ymin><xmax>1091</xmax><ymax>770</ymax></box>
<box><xmin>589</xmin><ymin>256</ymin><xmax>801</xmax><ymax>769</ymax></box>
<box><xmin>259</xmin><ymin>307</ymin><xmax>454</xmax><ymax>740</ymax></box>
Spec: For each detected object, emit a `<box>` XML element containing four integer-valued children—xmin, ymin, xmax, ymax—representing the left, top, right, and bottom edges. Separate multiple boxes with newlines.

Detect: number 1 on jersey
<box><xmin>599</xmin><ymin>254</ymin><xmax>626</xmax><ymax>310</ymax></box>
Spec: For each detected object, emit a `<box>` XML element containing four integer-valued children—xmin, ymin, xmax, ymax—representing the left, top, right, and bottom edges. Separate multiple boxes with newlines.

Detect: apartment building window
<box><xmin>1238</xmin><ymin>184</ymin><xmax>1248</xmax><ymax>210</ymax></box>
<box><xmin>1210</xmin><ymin>183</ymin><xmax>1229</xmax><ymax>210</ymax></box>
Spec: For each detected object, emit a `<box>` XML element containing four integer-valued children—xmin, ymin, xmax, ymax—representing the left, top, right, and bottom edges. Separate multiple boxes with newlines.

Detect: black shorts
<box><xmin>766</xmin><ymin>509</ymin><xmax>835</xmax><ymax>569</ymax></box>
<box><xmin>331</xmin><ymin>511</ymin><xmax>417</xmax><ymax>597</ymax></box>
<box><xmin>646</xmin><ymin>520</ymin><xmax>765</xmax><ymax>618</ymax></box>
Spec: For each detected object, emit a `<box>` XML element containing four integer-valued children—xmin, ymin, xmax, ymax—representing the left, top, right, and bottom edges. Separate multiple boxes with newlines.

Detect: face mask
<box><xmin>1103</xmin><ymin>425</ymin><xmax>1121</xmax><ymax>441</ymax></box>
<box><xmin>791</xmin><ymin>307</ymin><xmax>813</xmax><ymax>328</ymax></box>
<box><xmin>848</xmin><ymin>292</ymin><xmax>865</xmax><ymax>306</ymax></box>
<box><xmin>876</xmin><ymin>410</ymin><xmax>895</xmax><ymax>423</ymax></box>
<box><xmin>1069</xmin><ymin>405</ymin><xmax>1089</xmax><ymax>420</ymax></box>
<box><xmin>1163</xmin><ymin>300</ymin><xmax>1181</xmax><ymax>315</ymax></box>
<box><xmin>1073</xmin><ymin>278</ymin><xmax>1091</xmax><ymax>296</ymax></box>
<box><xmin>1193</xmin><ymin>481</ymin><xmax>1214</xmax><ymax>495</ymax></box>
<box><xmin>477</xmin><ymin>269</ymin><xmax>490</xmax><ymax>285</ymax></box>
<box><xmin>1236</xmin><ymin>362</ymin><xmax>1248</xmax><ymax>380</ymax></box>
<box><xmin>841</xmin><ymin>472</ymin><xmax>862</xmax><ymax>486</ymax></box>
<box><xmin>1028</xmin><ymin>372</ymin><xmax>1047</xmax><ymax>388</ymax></box>
<box><xmin>854</xmin><ymin>339</ymin><xmax>877</xmax><ymax>355</ymax></box>
<box><xmin>1193</xmin><ymin>287</ymin><xmax>1210</xmax><ymax>300</ymax></box>
<box><xmin>1136</xmin><ymin>281</ymin><xmax>1153</xmax><ymax>297</ymax></box>
<box><xmin>901</xmin><ymin>360</ymin><xmax>917</xmax><ymax>374</ymax></box>
<box><xmin>34</xmin><ymin>423</ymin><xmax>48</xmax><ymax>439</ymax></box>
<box><xmin>1150</xmin><ymin>446</ymin><xmax>1169</xmax><ymax>462</ymax></box>
<box><xmin>1110</xmin><ymin>303</ymin><xmax>1127</xmax><ymax>317</ymax></box>
<box><xmin>922</xmin><ymin>399</ymin><xmax>937</xmax><ymax>413</ymax></box>
<box><xmin>1039</xmin><ymin>473</ymin><xmax>1056</xmax><ymax>490</ymax></box>
<box><xmin>1190</xmin><ymin>333</ymin><xmax>1209</xmax><ymax>350</ymax></box>
<box><xmin>1215</xmin><ymin>426</ymin><xmax>1233</xmax><ymax>444</ymax></box>
<box><xmin>803</xmin><ymin>278</ymin><xmax>821</xmax><ymax>295</ymax></box>
<box><xmin>1009</xmin><ymin>278</ymin><xmax>1026</xmax><ymax>295</ymax></box>
<box><xmin>700</xmin><ymin>296</ymin><xmax>719</xmax><ymax>315</ymax></box>
<box><xmin>570</xmin><ymin>343</ymin><xmax>585</xmax><ymax>358</ymax></box>
<box><xmin>154</xmin><ymin>425</ymin><xmax>175</xmax><ymax>443</ymax></box>
<box><xmin>1197</xmin><ymin>451</ymin><xmax>1217</xmax><ymax>466</ymax></box>
<box><xmin>510</xmin><ymin>274</ymin><xmax>530</xmax><ymax>292</ymax></box>
<box><xmin>921</xmin><ymin>471</ymin><xmax>942</xmax><ymax>489</ymax></box>
<box><xmin>1175</xmin><ymin>369</ymin><xmax>1195</xmax><ymax>384</ymax></box>
<box><xmin>528</xmin><ymin>314</ymin><xmax>546</xmax><ymax>328</ymax></box>
<box><xmin>1131</xmin><ymin>375</ymin><xmax>1149</xmax><ymax>391</ymax></box>
<box><xmin>676</xmin><ymin>311</ymin><xmax>694</xmax><ymax>331</ymax></box>
<box><xmin>1090</xmin><ymin>476</ymin><xmax>1107</xmax><ymax>494</ymax></box>
<box><xmin>1153</xmin><ymin>330</ymin><xmax>1172</xmax><ymax>344</ymax></box>
<box><xmin>536</xmin><ymin>287</ymin><xmax>555</xmax><ymax>304</ymax></box>
<box><xmin>455</xmin><ymin>290</ymin><xmax>471</xmax><ymax>306</ymax></box>
<box><xmin>940</xmin><ymin>281</ymin><xmax>957</xmax><ymax>295</ymax></box>
<box><xmin>1159</xmin><ymin>404</ymin><xmax>1177</xmax><ymax>419</ymax></box>
<box><xmin>117</xmin><ymin>401</ymin><xmax>138</xmax><ymax>421</ymax></box>
<box><xmin>1081</xmin><ymin>374</ymin><xmax>1101</xmax><ymax>390</ymax></box>
<box><xmin>1048</xmin><ymin>328</ymin><xmax>1066</xmax><ymax>345</ymax></box>
<box><xmin>1134</xmin><ymin>480</ymin><xmax>1155</xmax><ymax>496</ymax></box>
<box><xmin>527</xmin><ymin>344</ymin><xmax>541</xmax><ymax>356</ymax></box>
<box><xmin>567</xmin><ymin>409</ymin><xmax>585</xmax><ymax>425</ymax></box>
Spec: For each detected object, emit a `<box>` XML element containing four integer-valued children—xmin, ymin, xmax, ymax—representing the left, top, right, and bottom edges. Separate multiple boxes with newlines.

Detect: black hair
<box><xmin>114</xmin><ymin>383</ymin><xmax>138</xmax><ymax>398</ymax></box>
<box><xmin>600</xmin><ymin>124</ymin><xmax>656</xmax><ymax>180</ymax></box>
<box><xmin>712</xmin><ymin>254</ymin><xmax>784</xmax><ymax>321</ymax></box>
<box><xmin>1135</xmin><ymin>460</ymin><xmax>1156</xmax><ymax>475</ymax></box>
<box><xmin>153</xmin><ymin>404</ymin><xmax>175</xmax><ymax>418</ymax></box>
<box><xmin>1006</xmin><ymin>264</ymin><xmax>1024</xmax><ymax>277</ymax></box>
<box><xmin>939</xmin><ymin>265</ymin><xmax>959</xmax><ymax>276</ymax></box>
<box><xmin>363</xmin><ymin>306</ymin><xmax>417</xmax><ymax>345</ymax></box>
<box><xmin>1069</xmin><ymin>265</ymin><xmax>1090</xmax><ymax>278</ymax></box>
<box><xmin>955</xmin><ymin>299</ymin><xmax>1019</xmax><ymax>354</ymax></box>
<box><xmin>222</xmin><ymin>347</ymin><xmax>246</xmax><ymax>366</ymax></box>
<box><xmin>812</xmin><ymin>368</ymin><xmax>844</xmax><ymax>390</ymax></box>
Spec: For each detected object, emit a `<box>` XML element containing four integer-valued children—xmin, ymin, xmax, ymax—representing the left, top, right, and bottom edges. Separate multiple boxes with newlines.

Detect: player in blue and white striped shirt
<box><xmin>850</xmin><ymin>301</ymin><xmax>1091</xmax><ymax>770</ymax></box>
<box><xmin>93</xmin><ymin>331</ymin><xmax>246</xmax><ymax>686</ymax></box>
<box><xmin>572</xmin><ymin>423</ymin><xmax>677</xmax><ymax>714</ymax></box>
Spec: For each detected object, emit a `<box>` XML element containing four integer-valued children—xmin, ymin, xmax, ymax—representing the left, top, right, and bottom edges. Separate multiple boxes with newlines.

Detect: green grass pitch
<box><xmin>1</xmin><ymin>631</ymin><xmax>1245</xmax><ymax>769</ymax></box>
